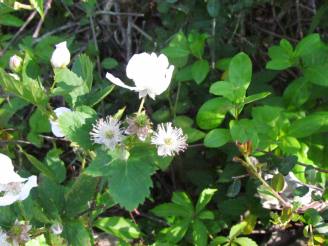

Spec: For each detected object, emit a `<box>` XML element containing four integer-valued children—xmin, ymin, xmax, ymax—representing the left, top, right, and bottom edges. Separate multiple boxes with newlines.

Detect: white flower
<box><xmin>106</xmin><ymin>52</ymin><xmax>174</xmax><ymax>99</ymax></box>
<box><xmin>0</xmin><ymin>153</ymin><xmax>38</xmax><ymax>206</ymax></box>
<box><xmin>50</xmin><ymin>223</ymin><xmax>63</xmax><ymax>235</ymax></box>
<box><xmin>151</xmin><ymin>123</ymin><xmax>187</xmax><ymax>157</ymax></box>
<box><xmin>9</xmin><ymin>55</ymin><xmax>23</xmax><ymax>72</ymax></box>
<box><xmin>49</xmin><ymin>107</ymin><xmax>72</xmax><ymax>137</ymax></box>
<box><xmin>9</xmin><ymin>73</ymin><xmax>20</xmax><ymax>81</ymax></box>
<box><xmin>0</xmin><ymin>229</ymin><xmax>10</xmax><ymax>246</ymax></box>
<box><xmin>90</xmin><ymin>116</ymin><xmax>124</xmax><ymax>150</ymax></box>
<box><xmin>50</xmin><ymin>41</ymin><xmax>71</xmax><ymax>68</ymax></box>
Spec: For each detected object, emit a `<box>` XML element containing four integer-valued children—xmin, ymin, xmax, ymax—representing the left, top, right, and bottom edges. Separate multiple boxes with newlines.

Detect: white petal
<box><xmin>106</xmin><ymin>72</ymin><xmax>136</xmax><ymax>91</ymax></box>
<box><xmin>18</xmin><ymin>175</ymin><xmax>38</xmax><ymax>201</ymax></box>
<box><xmin>51</xmin><ymin>41</ymin><xmax>70</xmax><ymax>68</ymax></box>
<box><xmin>0</xmin><ymin>192</ymin><xmax>19</xmax><ymax>206</ymax></box>
<box><xmin>0</xmin><ymin>154</ymin><xmax>26</xmax><ymax>184</ymax></box>
<box><xmin>51</xmin><ymin>122</ymin><xmax>65</xmax><ymax>138</ymax></box>
<box><xmin>54</xmin><ymin>107</ymin><xmax>72</xmax><ymax>117</ymax></box>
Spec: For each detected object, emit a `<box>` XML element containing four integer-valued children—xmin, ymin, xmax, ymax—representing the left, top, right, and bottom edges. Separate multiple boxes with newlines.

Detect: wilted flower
<box><xmin>49</xmin><ymin>107</ymin><xmax>72</xmax><ymax>137</ymax></box>
<box><xmin>0</xmin><ymin>229</ymin><xmax>10</xmax><ymax>246</ymax></box>
<box><xmin>50</xmin><ymin>41</ymin><xmax>71</xmax><ymax>68</ymax></box>
<box><xmin>9</xmin><ymin>55</ymin><xmax>23</xmax><ymax>73</ymax></box>
<box><xmin>90</xmin><ymin>116</ymin><xmax>124</xmax><ymax>150</ymax></box>
<box><xmin>106</xmin><ymin>52</ymin><xmax>174</xmax><ymax>99</ymax></box>
<box><xmin>0</xmin><ymin>153</ymin><xmax>38</xmax><ymax>206</ymax></box>
<box><xmin>151</xmin><ymin>122</ymin><xmax>187</xmax><ymax>157</ymax></box>
<box><xmin>125</xmin><ymin>112</ymin><xmax>152</xmax><ymax>141</ymax></box>
<box><xmin>50</xmin><ymin>223</ymin><xmax>63</xmax><ymax>235</ymax></box>
<box><xmin>10</xmin><ymin>220</ymin><xmax>32</xmax><ymax>246</ymax></box>
<box><xmin>9</xmin><ymin>73</ymin><xmax>20</xmax><ymax>81</ymax></box>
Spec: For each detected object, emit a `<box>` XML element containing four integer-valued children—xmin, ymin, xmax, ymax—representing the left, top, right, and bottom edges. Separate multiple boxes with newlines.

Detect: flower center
<box><xmin>105</xmin><ymin>130</ymin><xmax>114</xmax><ymax>139</ymax></box>
<box><xmin>164</xmin><ymin>137</ymin><xmax>173</xmax><ymax>146</ymax></box>
<box><xmin>6</xmin><ymin>182</ymin><xmax>22</xmax><ymax>195</ymax></box>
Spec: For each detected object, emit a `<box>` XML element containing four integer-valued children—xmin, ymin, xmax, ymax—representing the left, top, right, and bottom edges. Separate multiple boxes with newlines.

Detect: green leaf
<box><xmin>27</xmin><ymin>108</ymin><xmax>50</xmax><ymax>147</ymax></box>
<box><xmin>197</xmin><ymin>210</ymin><xmax>215</xmax><ymax>220</ymax></box>
<box><xmin>107</xmin><ymin>152</ymin><xmax>156</xmax><ymax>211</ymax></box>
<box><xmin>172</xmin><ymin>192</ymin><xmax>194</xmax><ymax>212</ymax></box>
<box><xmin>84</xmin><ymin>148</ymin><xmax>112</xmax><ymax>177</ymax></box>
<box><xmin>271</xmin><ymin>173</ymin><xmax>285</xmax><ymax>192</ymax></box>
<box><xmin>288</xmin><ymin>112</ymin><xmax>328</xmax><ymax>138</ymax></box>
<box><xmin>62</xmin><ymin>220</ymin><xmax>92</xmax><ymax>246</ymax></box>
<box><xmin>159</xmin><ymin>218</ymin><xmax>190</xmax><ymax>244</ymax></box>
<box><xmin>229</xmin><ymin>52</ymin><xmax>252</xmax><ymax>88</ymax></box>
<box><xmin>227</xmin><ymin>179</ymin><xmax>241</xmax><ymax>198</ymax></box>
<box><xmin>244</xmin><ymin>92</ymin><xmax>271</xmax><ymax>104</ymax></box>
<box><xmin>101</xmin><ymin>57</ymin><xmax>119</xmax><ymax>69</ymax></box>
<box><xmin>188</xmin><ymin>31</ymin><xmax>207</xmax><ymax>58</ymax></box>
<box><xmin>234</xmin><ymin>237</ymin><xmax>258</xmax><ymax>246</ymax></box>
<box><xmin>82</xmin><ymin>84</ymin><xmax>114</xmax><ymax>107</ymax></box>
<box><xmin>293</xmin><ymin>186</ymin><xmax>309</xmax><ymax>197</ymax></box>
<box><xmin>209</xmin><ymin>236</ymin><xmax>229</xmax><ymax>246</ymax></box>
<box><xmin>229</xmin><ymin>119</ymin><xmax>259</xmax><ymax>150</ymax></box>
<box><xmin>304</xmin><ymin>166</ymin><xmax>317</xmax><ymax>185</ymax></box>
<box><xmin>95</xmin><ymin>217</ymin><xmax>140</xmax><ymax>241</ymax></box>
<box><xmin>209</xmin><ymin>81</ymin><xmax>245</xmax><ymax>102</ymax></box>
<box><xmin>19</xmin><ymin>147</ymin><xmax>56</xmax><ymax>181</ymax></box>
<box><xmin>229</xmin><ymin>222</ymin><xmax>247</xmax><ymax>239</ymax></box>
<box><xmin>0</xmin><ymin>14</ymin><xmax>24</xmax><ymax>27</ymax></box>
<box><xmin>30</xmin><ymin>0</ymin><xmax>44</xmax><ymax>17</ymax></box>
<box><xmin>53</xmin><ymin>68</ymin><xmax>90</xmax><ymax>107</ymax></box>
<box><xmin>204</xmin><ymin>128</ymin><xmax>231</xmax><ymax>148</ymax></box>
<box><xmin>196</xmin><ymin>98</ymin><xmax>232</xmax><ymax>130</ymax></box>
<box><xmin>192</xmin><ymin>219</ymin><xmax>208</xmax><ymax>246</ymax></box>
<box><xmin>152</xmin><ymin>203</ymin><xmax>193</xmax><ymax>219</ymax></box>
<box><xmin>278</xmin><ymin>136</ymin><xmax>301</xmax><ymax>154</ymax></box>
<box><xmin>277</xmin><ymin>156</ymin><xmax>297</xmax><ymax>176</ymax></box>
<box><xmin>283</xmin><ymin>77</ymin><xmax>311</xmax><ymax>108</ymax></box>
<box><xmin>304</xmin><ymin>64</ymin><xmax>328</xmax><ymax>86</ymax></box>
<box><xmin>65</xmin><ymin>174</ymin><xmax>98</xmax><ymax>217</ymax></box>
<box><xmin>195</xmin><ymin>188</ymin><xmax>217</xmax><ymax>214</ymax></box>
<box><xmin>207</xmin><ymin>0</ymin><xmax>220</xmax><ymax>17</ymax></box>
<box><xmin>58</xmin><ymin>107</ymin><xmax>96</xmax><ymax>149</ymax></box>
<box><xmin>45</xmin><ymin>148</ymin><xmax>66</xmax><ymax>183</ymax></box>
<box><xmin>304</xmin><ymin>208</ymin><xmax>323</xmax><ymax>225</ymax></box>
<box><xmin>0</xmin><ymin>97</ymin><xmax>28</xmax><ymax>127</ymax></box>
<box><xmin>72</xmin><ymin>54</ymin><xmax>94</xmax><ymax>91</ymax></box>
<box><xmin>295</xmin><ymin>34</ymin><xmax>321</xmax><ymax>57</ymax></box>
<box><xmin>266</xmin><ymin>39</ymin><xmax>294</xmax><ymax>70</ymax></box>
<box><xmin>191</xmin><ymin>60</ymin><xmax>210</xmax><ymax>84</ymax></box>
<box><xmin>184</xmin><ymin>128</ymin><xmax>206</xmax><ymax>144</ymax></box>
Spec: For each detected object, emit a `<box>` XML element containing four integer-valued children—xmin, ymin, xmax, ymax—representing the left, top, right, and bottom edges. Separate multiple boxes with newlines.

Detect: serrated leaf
<box><xmin>72</xmin><ymin>54</ymin><xmax>94</xmax><ymax>91</ymax></box>
<box><xmin>45</xmin><ymin>148</ymin><xmax>66</xmax><ymax>183</ymax></box>
<box><xmin>62</xmin><ymin>220</ymin><xmax>92</xmax><ymax>246</ymax></box>
<box><xmin>95</xmin><ymin>216</ymin><xmax>140</xmax><ymax>241</ymax></box>
<box><xmin>81</xmin><ymin>84</ymin><xmax>114</xmax><ymax>107</ymax></box>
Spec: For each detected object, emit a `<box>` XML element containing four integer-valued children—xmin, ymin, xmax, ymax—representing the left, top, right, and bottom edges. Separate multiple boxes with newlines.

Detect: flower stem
<box><xmin>137</xmin><ymin>97</ymin><xmax>146</xmax><ymax>114</ymax></box>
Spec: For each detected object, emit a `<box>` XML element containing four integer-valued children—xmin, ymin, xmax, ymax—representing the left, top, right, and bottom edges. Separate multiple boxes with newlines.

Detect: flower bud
<box><xmin>50</xmin><ymin>41</ymin><xmax>70</xmax><ymax>68</ymax></box>
<box><xmin>9</xmin><ymin>55</ymin><xmax>23</xmax><ymax>73</ymax></box>
<box><xmin>50</xmin><ymin>223</ymin><xmax>63</xmax><ymax>235</ymax></box>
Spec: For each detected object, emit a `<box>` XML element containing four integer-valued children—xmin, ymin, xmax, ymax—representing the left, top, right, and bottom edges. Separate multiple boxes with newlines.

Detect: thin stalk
<box><xmin>137</xmin><ymin>97</ymin><xmax>146</xmax><ymax>114</ymax></box>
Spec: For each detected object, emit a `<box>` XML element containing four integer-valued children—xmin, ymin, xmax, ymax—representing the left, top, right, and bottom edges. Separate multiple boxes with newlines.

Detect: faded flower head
<box><xmin>90</xmin><ymin>116</ymin><xmax>124</xmax><ymax>150</ymax></box>
<box><xmin>0</xmin><ymin>153</ymin><xmax>37</xmax><ymax>206</ymax></box>
<box><xmin>9</xmin><ymin>55</ymin><xmax>23</xmax><ymax>73</ymax></box>
<box><xmin>151</xmin><ymin>122</ymin><xmax>187</xmax><ymax>157</ymax></box>
<box><xmin>0</xmin><ymin>229</ymin><xmax>10</xmax><ymax>246</ymax></box>
<box><xmin>49</xmin><ymin>107</ymin><xmax>72</xmax><ymax>138</ymax></box>
<box><xmin>10</xmin><ymin>220</ymin><xmax>32</xmax><ymax>246</ymax></box>
<box><xmin>106</xmin><ymin>52</ymin><xmax>174</xmax><ymax>99</ymax></box>
<box><xmin>50</xmin><ymin>223</ymin><xmax>63</xmax><ymax>235</ymax></box>
<box><xmin>125</xmin><ymin>112</ymin><xmax>152</xmax><ymax>141</ymax></box>
<box><xmin>50</xmin><ymin>41</ymin><xmax>71</xmax><ymax>68</ymax></box>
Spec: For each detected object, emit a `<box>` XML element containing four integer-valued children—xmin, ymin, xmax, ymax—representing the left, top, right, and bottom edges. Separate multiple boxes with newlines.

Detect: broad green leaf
<box><xmin>95</xmin><ymin>217</ymin><xmax>140</xmax><ymax>241</ymax></box>
<box><xmin>84</xmin><ymin>148</ymin><xmax>112</xmax><ymax>177</ymax></box>
<box><xmin>304</xmin><ymin>64</ymin><xmax>328</xmax><ymax>86</ymax></box>
<box><xmin>204</xmin><ymin>128</ymin><xmax>231</xmax><ymax>148</ymax></box>
<box><xmin>304</xmin><ymin>166</ymin><xmax>317</xmax><ymax>185</ymax></box>
<box><xmin>192</xmin><ymin>60</ymin><xmax>210</xmax><ymax>84</ymax></box>
<box><xmin>244</xmin><ymin>92</ymin><xmax>271</xmax><ymax>104</ymax></box>
<box><xmin>197</xmin><ymin>210</ymin><xmax>215</xmax><ymax>220</ymax></box>
<box><xmin>209</xmin><ymin>236</ymin><xmax>229</xmax><ymax>246</ymax></box>
<box><xmin>288</xmin><ymin>112</ymin><xmax>328</xmax><ymax>138</ymax></box>
<box><xmin>64</xmin><ymin>174</ymin><xmax>98</xmax><ymax>217</ymax></box>
<box><xmin>207</xmin><ymin>0</ymin><xmax>220</xmax><ymax>17</ymax></box>
<box><xmin>283</xmin><ymin>77</ymin><xmax>311</xmax><ymax>108</ymax></box>
<box><xmin>45</xmin><ymin>148</ymin><xmax>66</xmax><ymax>183</ymax></box>
<box><xmin>266</xmin><ymin>39</ymin><xmax>294</xmax><ymax>70</ymax></box>
<box><xmin>107</xmin><ymin>151</ymin><xmax>156</xmax><ymax>211</ymax></box>
<box><xmin>172</xmin><ymin>192</ymin><xmax>194</xmax><ymax>212</ymax></box>
<box><xmin>162</xmin><ymin>46</ymin><xmax>189</xmax><ymax>68</ymax></box>
<box><xmin>304</xmin><ymin>208</ymin><xmax>323</xmax><ymax>225</ymax></box>
<box><xmin>151</xmin><ymin>203</ymin><xmax>193</xmax><ymax>219</ymax></box>
<box><xmin>195</xmin><ymin>188</ymin><xmax>217</xmax><ymax>214</ymax></box>
<box><xmin>278</xmin><ymin>136</ymin><xmax>301</xmax><ymax>154</ymax></box>
<box><xmin>277</xmin><ymin>156</ymin><xmax>298</xmax><ymax>176</ymax></box>
<box><xmin>229</xmin><ymin>119</ymin><xmax>259</xmax><ymax>150</ymax></box>
<box><xmin>196</xmin><ymin>98</ymin><xmax>232</xmax><ymax>130</ymax></box>
<box><xmin>295</xmin><ymin>33</ymin><xmax>321</xmax><ymax>57</ymax></box>
<box><xmin>229</xmin><ymin>52</ymin><xmax>252</xmax><ymax>88</ymax></box>
<box><xmin>81</xmin><ymin>84</ymin><xmax>114</xmax><ymax>107</ymax></box>
<box><xmin>27</xmin><ymin>108</ymin><xmax>50</xmax><ymax>147</ymax></box>
<box><xmin>160</xmin><ymin>218</ymin><xmax>190</xmax><ymax>244</ymax></box>
<box><xmin>62</xmin><ymin>220</ymin><xmax>92</xmax><ymax>246</ymax></box>
<box><xmin>188</xmin><ymin>31</ymin><xmax>207</xmax><ymax>58</ymax></box>
<box><xmin>229</xmin><ymin>222</ymin><xmax>247</xmax><ymax>239</ymax></box>
<box><xmin>184</xmin><ymin>127</ymin><xmax>206</xmax><ymax>143</ymax></box>
<box><xmin>58</xmin><ymin>107</ymin><xmax>96</xmax><ymax>149</ymax></box>
<box><xmin>271</xmin><ymin>173</ymin><xmax>285</xmax><ymax>192</ymax></box>
<box><xmin>101</xmin><ymin>57</ymin><xmax>119</xmax><ymax>69</ymax></box>
<box><xmin>209</xmin><ymin>81</ymin><xmax>245</xmax><ymax>102</ymax></box>
<box><xmin>0</xmin><ymin>97</ymin><xmax>28</xmax><ymax>127</ymax></box>
<box><xmin>192</xmin><ymin>219</ymin><xmax>208</xmax><ymax>246</ymax></box>
<box><xmin>53</xmin><ymin>68</ymin><xmax>90</xmax><ymax>107</ymax></box>
<box><xmin>0</xmin><ymin>14</ymin><xmax>24</xmax><ymax>27</ymax></box>
<box><xmin>72</xmin><ymin>54</ymin><xmax>94</xmax><ymax>91</ymax></box>
<box><xmin>293</xmin><ymin>186</ymin><xmax>309</xmax><ymax>197</ymax></box>
<box><xmin>234</xmin><ymin>237</ymin><xmax>258</xmax><ymax>246</ymax></box>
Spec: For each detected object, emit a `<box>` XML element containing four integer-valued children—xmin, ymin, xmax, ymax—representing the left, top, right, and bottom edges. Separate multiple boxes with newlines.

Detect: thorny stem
<box><xmin>235</xmin><ymin>155</ymin><xmax>290</xmax><ymax>208</ymax></box>
<box><xmin>137</xmin><ymin>97</ymin><xmax>146</xmax><ymax>114</ymax></box>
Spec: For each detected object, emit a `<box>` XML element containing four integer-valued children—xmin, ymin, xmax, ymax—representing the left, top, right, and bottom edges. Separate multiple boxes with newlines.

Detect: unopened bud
<box><xmin>9</xmin><ymin>55</ymin><xmax>23</xmax><ymax>73</ymax></box>
<box><xmin>50</xmin><ymin>223</ymin><xmax>63</xmax><ymax>235</ymax></box>
<box><xmin>50</xmin><ymin>41</ymin><xmax>70</xmax><ymax>68</ymax></box>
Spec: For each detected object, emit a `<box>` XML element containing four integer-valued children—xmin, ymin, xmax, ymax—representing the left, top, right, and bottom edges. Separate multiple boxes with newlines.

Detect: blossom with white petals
<box><xmin>151</xmin><ymin>123</ymin><xmax>187</xmax><ymax>157</ymax></box>
<box><xmin>0</xmin><ymin>229</ymin><xmax>10</xmax><ymax>246</ymax></box>
<box><xmin>90</xmin><ymin>116</ymin><xmax>124</xmax><ymax>150</ymax></box>
<box><xmin>9</xmin><ymin>55</ymin><xmax>23</xmax><ymax>73</ymax></box>
<box><xmin>106</xmin><ymin>52</ymin><xmax>174</xmax><ymax>99</ymax></box>
<box><xmin>49</xmin><ymin>107</ymin><xmax>72</xmax><ymax>137</ymax></box>
<box><xmin>50</xmin><ymin>223</ymin><xmax>63</xmax><ymax>235</ymax></box>
<box><xmin>0</xmin><ymin>154</ymin><xmax>37</xmax><ymax>206</ymax></box>
<box><xmin>50</xmin><ymin>41</ymin><xmax>71</xmax><ymax>68</ymax></box>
